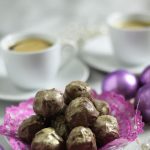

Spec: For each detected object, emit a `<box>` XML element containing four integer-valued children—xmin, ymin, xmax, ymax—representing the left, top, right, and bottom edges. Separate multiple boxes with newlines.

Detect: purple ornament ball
<box><xmin>140</xmin><ymin>66</ymin><xmax>150</xmax><ymax>85</ymax></box>
<box><xmin>0</xmin><ymin>145</ymin><xmax>4</xmax><ymax>150</ymax></box>
<box><xmin>135</xmin><ymin>84</ymin><xmax>150</xmax><ymax>123</ymax></box>
<box><xmin>102</xmin><ymin>70</ymin><xmax>139</xmax><ymax>99</ymax></box>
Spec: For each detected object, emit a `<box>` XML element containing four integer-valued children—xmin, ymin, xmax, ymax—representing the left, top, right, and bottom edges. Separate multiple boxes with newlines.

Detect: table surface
<box><xmin>0</xmin><ymin>68</ymin><xmax>149</xmax><ymax>150</ymax></box>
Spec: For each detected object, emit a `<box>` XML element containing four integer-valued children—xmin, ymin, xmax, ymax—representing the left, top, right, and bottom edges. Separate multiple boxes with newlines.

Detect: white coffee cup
<box><xmin>107</xmin><ymin>12</ymin><xmax>150</xmax><ymax>66</ymax></box>
<box><xmin>0</xmin><ymin>32</ymin><xmax>76</xmax><ymax>89</ymax></box>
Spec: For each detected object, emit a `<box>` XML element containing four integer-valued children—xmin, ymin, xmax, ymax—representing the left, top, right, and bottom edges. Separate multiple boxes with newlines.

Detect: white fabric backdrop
<box><xmin>0</xmin><ymin>0</ymin><xmax>149</xmax><ymax>35</ymax></box>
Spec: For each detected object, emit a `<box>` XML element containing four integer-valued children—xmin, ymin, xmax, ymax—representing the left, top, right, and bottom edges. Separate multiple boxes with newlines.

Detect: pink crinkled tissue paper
<box><xmin>0</xmin><ymin>92</ymin><xmax>144</xmax><ymax>150</ymax></box>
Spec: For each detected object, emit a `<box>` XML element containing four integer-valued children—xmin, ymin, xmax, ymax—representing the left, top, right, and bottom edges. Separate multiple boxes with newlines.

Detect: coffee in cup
<box><xmin>0</xmin><ymin>33</ymin><xmax>76</xmax><ymax>89</ymax></box>
<box><xmin>114</xmin><ymin>20</ymin><xmax>150</xmax><ymax>29</ymax></box>
<box><xmin>10</xmin><ymin>38</ymin><xmax>53</xmax><ymax>53</ymax></box>
<box><xmin>107</xmin><ymin>13</ymin><xmax>150</xmax><ymax>66</ymax></box>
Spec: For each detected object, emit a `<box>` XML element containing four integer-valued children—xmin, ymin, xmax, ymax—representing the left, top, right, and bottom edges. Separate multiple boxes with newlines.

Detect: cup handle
<box><xmin>60</xmin><ymin>40</ymin><xmax>77</xmax><ymax>69</ymax></box>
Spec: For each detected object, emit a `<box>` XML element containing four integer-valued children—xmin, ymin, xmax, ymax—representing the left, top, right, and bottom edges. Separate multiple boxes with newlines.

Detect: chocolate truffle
<box><xmin>33</xmin><ymin>89</ymin><xmax>65</xmax><ymax>118</ymax></box>
<box><xmin>31</xmin><ymin>128</ymin><xmax>64</xmax><ymax>150</ymax></box>
<box><xmin>92</xmin><ymin>99</ymin><xmax>110</xmax><ymax>115</ymax></box>
<box><xmin>93</xmin><ymin>115</ymin><xmax>119</xmax><ymax>145</ymax></box>
<box><xmin>51</xmin><ymin>115</ymin><xmax>69</xmax><ymax>140</ymax></box>
<box><xmin>64</xmin><ymin>81</ymin><xmax>92</xmax><ymax>104</ymax></box>
<box><xmin>65</xmin><ymin>97</ymin><xmax>99</xmax><ymax>129</ymax></box>
<box><xmin>67</xmin><ymin>126</ymin><xmax>97</xmax><ymax>150</ymax></box>
<box><xmin>59</xmin><ymin>104</ymin><xmax>67</xmax><ymax>115</ymax></box>
<box><xmin>18</xmin><ymin>115</ymin><xmax>46</xmax><ymax>144</ymax></box>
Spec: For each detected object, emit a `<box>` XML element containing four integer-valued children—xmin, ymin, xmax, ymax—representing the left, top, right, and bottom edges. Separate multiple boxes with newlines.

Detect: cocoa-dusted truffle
<box><xmin>18</xmin><ymin>115</ymin><xmax>46</xmax><ymax>144</ymax></box>
<box><xmin>31</xmin><ymin>128</ymin><xmax>65</xmax><ymax>150</ymax></box>
<box><xmin>51</xmin><ymin>115</ymin><xmax>69</xmax><ymax>140</ymax></box>
<box><xmin>65</xmin><ymin>97</ymin><xmax>99</xmax><ymax>129</ymax></box>
<box><xmin>92</xmin><ymin>99</ymin><xmax>110</xmax><ymax>115</ymax></box>
<box><xmin>33</xmin><ymin>89</ymin><xmax>65</xmax><ymax>118</ymax></box>
<box><xmin>64</xmin><ymin>81</ymin><xmax>92</xmax><ymax>104</ymax></box>
<box><xmin>93</xmin><ymin>115</ymin><xmax>119</xmax><ymax>145</ymax></box>
<box><xmin>67</xmin><ymin>126</ymin><xmax>97</xmax><ymax>150</ymax></box>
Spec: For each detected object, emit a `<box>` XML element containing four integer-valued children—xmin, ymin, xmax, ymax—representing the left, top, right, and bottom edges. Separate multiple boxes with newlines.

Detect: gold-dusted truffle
<box><xmin>92</xmin><ymin>99</ymin><xmax>110</xmax><ymax>115</ymax></box>
<box><xmin>67</xmin><ymin>126</ymin><xmax>97</xmax><ymax>150</ymax></box>
<box><xmin>51</xmin><ymin>115</ymin><xmax>69</xmax><ymax>140</ymax></box>
<box><xmin>33</xmin><ymin>89</ymin><xmax>65</xmax><ymax>118</ymax></box>
<box><xmin>18</xmin><ymin>115</ymin><xmax>46</xmax><ymax>144</ymax></box>
<box><xmin>65</xmin><ymin>97</ymin><xmax>99</xmax><ymax>129</ymax></box>
<box><xmin>64</xmin><ymin>81</ymin><xmax>92</xmax><ymax>104</ymax></box>
<box><xmin>93</xmin><ymin>115</ymin><xmax>119</xmax><ymax>145</ymax></box>
<box><xmin>59</xmin><ymin>104</ymin><xmax>67</xmax><ymax>115</ymax></box>
<box><xmin>31</xmin><ymin>128</ymin><xmax>65</xmax><ymax>150</ymax></box>
<box><xmin>18</xmin><ymin>81</ymin><xmax>121</xmax><ymax>149</ymax></box>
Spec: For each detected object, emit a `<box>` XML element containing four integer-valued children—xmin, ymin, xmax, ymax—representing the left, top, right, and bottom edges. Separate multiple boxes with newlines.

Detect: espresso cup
<box><xmin>0</xmin><ymin>32</ymin><xmax>77</xmax><ymax>89</ymax></box>
<box><xmin>107</xmin><ymin>12</ymin><xmax>150</xmax><ymax>66</ymax></box>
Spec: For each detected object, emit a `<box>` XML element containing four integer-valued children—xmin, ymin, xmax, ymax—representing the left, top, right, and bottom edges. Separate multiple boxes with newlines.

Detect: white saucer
<box><xmin>0</xmin><ymin>58</ymin><xmax>89</xmax><ymax>102</ymax></box>
<box><xmin>80</xmin><ymin>34</ymin><xmax>149</xmax><ymax>74</ymax></box>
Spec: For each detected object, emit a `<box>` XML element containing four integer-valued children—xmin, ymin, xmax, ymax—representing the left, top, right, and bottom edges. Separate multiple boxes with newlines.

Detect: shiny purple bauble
<box><xmin>0</xmin><ymin>145</ymin><xmax>4</xmax><ymax>150</ymax></box>
<box><xmin>135</xmin><ymin>84</ymin><xmax>150</xmax><ymax>123</ymax></box>
<box><xmin>102</xmin><ymin>70</ymin><xmax>139</xmax><ymax>99</ymax></box>
<box><xmin>140</xmin><ymin>66</ymin><xmax>150</xmax><ymax>85</ymax></box>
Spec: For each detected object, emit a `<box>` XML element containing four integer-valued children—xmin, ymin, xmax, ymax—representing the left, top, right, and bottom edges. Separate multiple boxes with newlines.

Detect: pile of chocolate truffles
<box><xmin>18</xmin><ymin>81</ymin><xmax>119</xmax><ymax>150</ymax></box>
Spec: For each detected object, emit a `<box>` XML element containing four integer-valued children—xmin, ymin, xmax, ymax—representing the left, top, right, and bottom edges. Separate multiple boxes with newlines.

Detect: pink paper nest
<box><xmin>0</xmin><ymin>91</ymin><xmax>144</xmax><ymax>150</ymax></box>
